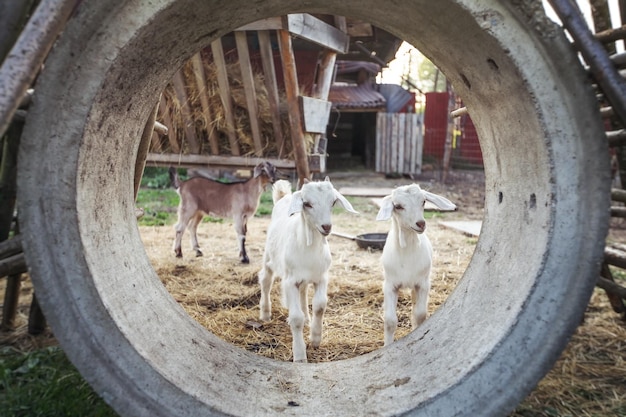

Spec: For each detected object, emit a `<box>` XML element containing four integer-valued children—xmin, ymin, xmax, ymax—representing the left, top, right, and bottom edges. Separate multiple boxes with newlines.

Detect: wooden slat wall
<box><xmin>376</xmin><ymin>113</ymin><xmax>423</xmax><ymax>175</ymax></box>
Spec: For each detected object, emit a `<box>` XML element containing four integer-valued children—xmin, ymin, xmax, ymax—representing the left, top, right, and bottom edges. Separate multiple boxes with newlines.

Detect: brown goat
<box><xmin>169</xmin><ymin>162</ymin><xmax>278</xmax><ymax>263</ymax></box>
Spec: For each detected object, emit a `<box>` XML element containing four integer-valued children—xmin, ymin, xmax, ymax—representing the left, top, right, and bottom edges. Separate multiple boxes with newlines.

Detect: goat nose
<box><xmin>322</xmin><ymin>224</ymin><xmax>332</xmax><ymax>234</ymax></box>
<box><xmin>416</xmin><ymin>220</ymin><xmax>426</xmax><ymax>230</ymax></box>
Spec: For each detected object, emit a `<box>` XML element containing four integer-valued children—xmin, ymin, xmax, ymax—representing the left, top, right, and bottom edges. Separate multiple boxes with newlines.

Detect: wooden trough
<box><xmin>4</xmin><ymin>1</ymin><xmax>616</xmax><ymax>417</ymax></box>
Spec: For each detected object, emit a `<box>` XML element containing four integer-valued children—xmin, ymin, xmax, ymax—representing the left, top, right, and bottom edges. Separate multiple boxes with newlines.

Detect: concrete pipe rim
<box><xmin>17</xmin><ymin>1</ymin><xmax>609</xmax><ymax>416</ymax></box>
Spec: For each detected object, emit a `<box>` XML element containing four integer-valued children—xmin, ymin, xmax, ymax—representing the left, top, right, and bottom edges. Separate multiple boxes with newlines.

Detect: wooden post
<box><xmin>278</xmin><ymin>28</ymin><xmax>310</xmax><ymax>186</ymax></box>
<box><xmin>442</xmin><ymin>82</ymin><xmax>455</xmax><ymax>183</ymax></box>
<box><xmin>134</xmin><ymin>98</ymin><xmax>160</xmax><ymax>200</ymax></box>
<box><xmin>211</xmin><ymin>38</ymin><xmax>240</xmax><ymax>156</ymax></box>
<box><xmin>171</xmin><ymin>69</ymin><xmax>200</xmax><ymax>153</ymax></box>
<box><xmin>190</xmin><ymin>53</ymin><xmax>220</xmax><ymax>155</ymax></box>
<box><xmin>158</xmin><ymin>94</ymin><xmax>179</xmax><ymax>153</ymax></box>
<box><xmin>235</xmin><ymin>31</ymin><xmax>264</xmax><ymax>156</ymax></box>
<box><xmin>258</xmin><ymin>30</ymin><xmax>285</xmax><ymax>157</ymax></box>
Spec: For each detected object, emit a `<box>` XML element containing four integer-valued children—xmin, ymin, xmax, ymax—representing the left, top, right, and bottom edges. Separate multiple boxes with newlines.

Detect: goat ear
<box><xmin>288</xmin><ymin>191</ymin><xmax>304</xmax><ymax>216</ymax></box>
<box><xmin>253</xmin><ymin>164</ymin><xmax>263</xmax><ymax>178</ymax></box>
<box><xmin>376</xmin><ymin>196</ymin><xmax>394</xmax><ymax>221</ymax></box>
<box><xmin>424</xmin><ymin>191</ymin><xmax>457</xmax><ymax>211</ymax></box>
<box><xmin>333</xmin><ymin>190</ymin><xmax>358</xmax><ymax>214</ymax></box>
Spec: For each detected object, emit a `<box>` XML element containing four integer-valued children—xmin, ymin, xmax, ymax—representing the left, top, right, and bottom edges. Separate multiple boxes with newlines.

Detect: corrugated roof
<box><xmin>335</xmin><ymin>60</ymin><xmax>381</xmax><ymax>76</ymax></box>
<box><xmin>328</xmin><ymin>83</ymin><xmax>386</xmax><ymax>111</ymax></box>
<box><xmin>378</xmin><ymin>84</ymin><xmax>414</xmax><ymax>113</ymax></box>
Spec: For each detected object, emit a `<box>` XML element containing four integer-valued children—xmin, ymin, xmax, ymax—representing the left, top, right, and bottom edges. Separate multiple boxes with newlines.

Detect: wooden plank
<box><xmin>377</xmin><ymin>112</ymin><xmax>384</xmax><ymax>172</ymax></box>
<box><xmin>134</xmin><ymin>100</ymin><xmax>160</xmax><ymax>200</ymax></box>
<box><xmin>404</xmin><ymin>114</ymin><xmax>412</xmax><ymax>173</ymax></box>
<box><xmin>300</xmin><ymin>96</ymin><xmax>332</xmax><ymax>133</ymax></box>
<box><xmin>235</xmin><ymin>31</ymin><xmax>264</xmax><ymax>156</ymax></box>
<box><xmin>238</xmin><ymin>14</ymin><xmax>349</xmax><ymax>53</ymax></box>
<box><xmin>391</xmin><ymin>114</ymin><xmax>399</xmax><ymax>172</ymax></box>
<box><xmin>409</xmin><ymin>114</ymin><xmax>418</xmax><ymax>173</ymax></box>
<box><xmin>145</xmin><ymin>152</ymin><xmax>295</xmax><ymax>170</ymax></box>
<box><xmin>314</xmin><ymin>50</ymin><xmax>337</xmax><ymax>100</ymax></box>
<box><xmin>211</xmin><ymin>38</ymin><xmax>240</xmax><ymax>156</ymax></box>
<box><xmin>258</xmin><ymin>30</ymin><xmax>285</xmax><ymax>157</ymax></box>
<box><xmin>190</xmin><ymin>53</ymin><xmax>219</xmax><ymax>155</ymax></box>
<box><xmin>397</xmin><ymin>113</ymin><xmax>405</xmax><ymax>173</ymax></box>
<box><xmin>236</xmin><ymin>16</ymin><xmax>282</xmax><ymax>31</ymax></box>
<box><xmin>158</xmin><ymin>94</ymin><xmax>179</xmax><ymax>153</ymax></box>
<box><xmin>278</xmin><ymin>29</ymin><xmax>310</xmax><ymax>185</ymax></box>
<box><xmin>285</xmin><ymin>14</ymin><xmax>350</xmax><ymax>53</ymax></box>
<box><xmin>416</xmin><ymin>114</ymin><xmax>423</xmax><ymax>173</ymax></box>
<box><xmin>171</xmin><ymin>69</ymin><xmax>200</xmax><ymax>153</ymax></box>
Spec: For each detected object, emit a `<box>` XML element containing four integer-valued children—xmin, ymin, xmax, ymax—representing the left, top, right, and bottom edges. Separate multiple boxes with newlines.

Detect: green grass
<box><xmin>0</xmin><ymin>347</ymin><xmax>118</xmax><ymax>417</ymax></box>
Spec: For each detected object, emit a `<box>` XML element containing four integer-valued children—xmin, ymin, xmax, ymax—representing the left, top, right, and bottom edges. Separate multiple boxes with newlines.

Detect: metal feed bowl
<box><xmin>17</xmin><ymin>1</ymin><xmax>609</xmax><ymax>416</ymax></box>
<box><xmin>355</xmin><ymin>233</ymin><xmax>388</xmax><ymax>250</ymax></box>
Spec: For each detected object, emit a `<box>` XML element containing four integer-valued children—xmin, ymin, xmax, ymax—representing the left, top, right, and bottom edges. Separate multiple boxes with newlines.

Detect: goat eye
<box><xmin>303</xmin><ymin>202</ymin><xmax>313</xmax><ymax>209</ymax></box>
<box><xmin>394</xmin><ymin>204</ymin><xmax>404</xmax><ymax>211</ymax></box>
<box><xmin>422</xmin><ymin>201</ymin><xmax>426</xmax><ymax>207</ymax></box>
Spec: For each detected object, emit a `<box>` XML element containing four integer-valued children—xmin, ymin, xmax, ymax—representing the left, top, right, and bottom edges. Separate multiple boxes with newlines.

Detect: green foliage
<box><xmin>135</xmin><ymin>188</ymin><xmax>180</xmax><ymax>226</ymax></box>
<box><xmin>0</xmin><ymin>346</ymin><xmax>118</xmax><ymax>417</ymax></box>
<box><xmin>255</xmin><ymin>190</ymin><xmax>275</xmax><ymax>216</ymax></box>
<box><xmin>141</xmin><ymin>167</ymin><xmax>178</xmax><ymax>189</ymax></box>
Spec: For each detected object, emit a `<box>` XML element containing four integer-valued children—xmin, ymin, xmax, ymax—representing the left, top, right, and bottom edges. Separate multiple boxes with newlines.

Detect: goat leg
<box><xmin>383</xmin><ymin>281</ymin><xmax>399</xmax><ymax>346</ymax></box>
<box><xmin>286</xmin><ymin>282</ymin><xmax>307</xmax><ymax>362</ymax></box>
<box><xmin>309</xmin><ymin>280</ymin><xmax>328</xmax><ymax>348</ymax></box>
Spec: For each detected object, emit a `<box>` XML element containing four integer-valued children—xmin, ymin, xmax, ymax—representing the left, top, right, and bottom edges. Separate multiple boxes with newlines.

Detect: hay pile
<box><xmin>158</xmin><ymin>52</ymin><xmax>310</xmax><ymax>158</ymax></box>
<box><xmin>144</xmin><ymin>209</ymin><xmax>473</xmax><ymax>362</ymax></box>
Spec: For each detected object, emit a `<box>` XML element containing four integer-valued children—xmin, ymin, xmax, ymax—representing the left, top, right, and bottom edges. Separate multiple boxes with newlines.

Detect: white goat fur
<box><xmin>259</xmin><ymin>178</ymin><xmax>358</xmax><ymax>362</ymax></box>
<box><xmin>376</xmin><ymin>184</ymin><xmax>456</xmax><ymax>346</ymax></box>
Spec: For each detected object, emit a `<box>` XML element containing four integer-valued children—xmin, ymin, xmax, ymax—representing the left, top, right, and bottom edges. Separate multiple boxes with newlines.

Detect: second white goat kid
<box><xmin>259</xmin><ymin>178</ymin><xmax>358</xmax><ymax>362</ymax></box>
<box><xmin>376</xmin><ymin>184</ymin><xmax>456</xmax><ymax>346</ymax></box>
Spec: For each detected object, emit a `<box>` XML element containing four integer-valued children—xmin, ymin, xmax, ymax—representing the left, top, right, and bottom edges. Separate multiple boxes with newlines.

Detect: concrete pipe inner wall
<box><xmin>17</xmin><ymin>1</ymin><xmax>609</xmax><ymax>416</ymax></box>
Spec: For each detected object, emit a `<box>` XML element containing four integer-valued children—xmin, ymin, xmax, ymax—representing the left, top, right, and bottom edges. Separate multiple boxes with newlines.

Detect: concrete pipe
<box><xmin>17</xmin><ymin>1</ymin><xmax>609</xmax><ymax>416</ymax></box>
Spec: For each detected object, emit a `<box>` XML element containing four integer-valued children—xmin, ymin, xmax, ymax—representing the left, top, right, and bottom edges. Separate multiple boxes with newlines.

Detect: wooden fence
<box><xmin>375</xmin><ymin>112</ymin><xmax>423</xmax><ymax>175</ymax></box>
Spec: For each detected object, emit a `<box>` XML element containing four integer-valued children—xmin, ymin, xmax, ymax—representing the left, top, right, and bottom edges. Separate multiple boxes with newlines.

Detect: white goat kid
<box><xmin>376</xmin><ymin>184</ymin><xmax>456</xmax><ymax>346</ymax></box>
<box><xmin>259</xmin><ymin>178</ymin><xmax>358</xmax><ymax>362</ymax></box>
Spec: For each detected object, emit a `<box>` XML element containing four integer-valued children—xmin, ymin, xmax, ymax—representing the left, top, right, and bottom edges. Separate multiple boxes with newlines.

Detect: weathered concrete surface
<box><xmin>16</xmin><ymin>1</ymin><xmax>610</xmax><ymax>416</ymax></box>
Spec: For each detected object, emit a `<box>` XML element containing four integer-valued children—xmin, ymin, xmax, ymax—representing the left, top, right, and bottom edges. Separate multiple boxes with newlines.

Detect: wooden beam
<box><xmin>314</xmin><ymin>50</ymin><xmax>338</xmax><ymax>100</ymax></box>
<box><xmin>134</xmin><ymin>99</ymin><xmax>160</xmax><ymax>200</ymax></box>
<box><xmin>258</xmin><ymin>30</ymin><xmax>285</xmax><ymax>157</ymax></box>
<box><xmin>237</xmin><ymin>17</ymin><xmax>282</xmax><ymax>31</ymax></box>
<box><xmin>235</xmin><ymin>31</ymin><xmax>264</xmax><ymax>156</ymax></box>
<box><xmin>153</xmin><ymin>121</ymin><xmax>168</xmax><ymax>136</ymax></box>
<box><xmin>158</xmin><ymin>94</ymin><xmax>179</xmax><ymax>153</ymax></box>
<box><xmin>171</xmin><ymin>69</ymin><xmax>200</xmax><ymax>153</ymax></box>
<box><xmin>190</xmin><ymin>53</ymin><xmax>220</xmax><ymax>155</ymax></box>
<box><xmin>284</xmin><ymin>14</ymin><xmax>350</xmax><ymax>54</ymax></box>
<box><xmin>278</xmin><ymin>29</ymin><xmax>310</xmax><ymax>185</ymax></box>
<box><xmin>146</xmin><ymin>152</ymin><xmax>295</xmax><ymax>170</ymax></box>
<box><xmin>237</xmin><ymin>14</ymin><xmax>350</xmax><ymax>53</ymax></box>
<box><xmin>211</xmin><ymin>38</ymin><xmax>240</xmax><ymax>156</ymax></box>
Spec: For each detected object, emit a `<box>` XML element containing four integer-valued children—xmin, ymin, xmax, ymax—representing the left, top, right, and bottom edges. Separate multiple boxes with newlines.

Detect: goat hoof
<box><xmin>241</xmin><ymin>257</ymin><xmax>250</xmax><ymax>264</ymax></box>
<box><xmin>175</xmin><ymin>253</ymin><xmax>182</xmax><ymax>258</ymax></box>
<box><xmin>195</xmin><ymin>251</ymin><xmax>203</xmax><ymax>257</ymax></box>
<box><xmin>293</xmin><ymin>358</ymin><xmax>307</xmax><ymax>363</ymax></box>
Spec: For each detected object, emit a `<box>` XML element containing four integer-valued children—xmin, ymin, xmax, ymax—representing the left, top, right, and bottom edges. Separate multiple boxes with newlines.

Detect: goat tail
<box><xmin>168</xmin><ymin>166</ymin><xmax>180</xmax><ymax>189</ymax></box>
<box><xmin>272</xmin><ymin>180</ymin><xmax>292</xmax><ymax>204</ymax></box>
